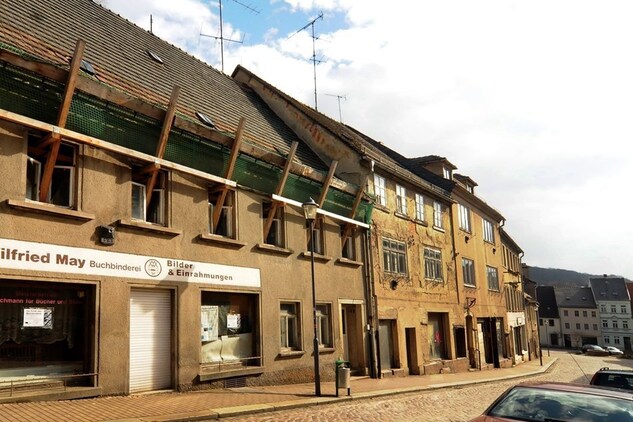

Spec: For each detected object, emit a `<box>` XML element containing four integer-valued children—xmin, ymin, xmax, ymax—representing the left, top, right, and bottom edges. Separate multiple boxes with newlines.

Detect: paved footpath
<box><xmin>1</xmin><ymin>352</ymin><xmax>622</xmax><ymax>422</ymax></box>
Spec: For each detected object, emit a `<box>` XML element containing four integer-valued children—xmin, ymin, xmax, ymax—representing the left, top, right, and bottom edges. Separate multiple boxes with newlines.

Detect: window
<box><xmin>582</xmin><ymin>311</ymin><xmax>587</xmax><ymax>317</ymax></box>
<box><xmin>615</xmin><ymin>336</ymin><xmax>621</xmax><ymax>345</ymax></box>
<box><xmin>280</xmin><ymin>302</ymin><xmax>300</xmax><ymax>351</ymax></box>
<box><xmin>592</xmin><ymin>311</ymin><xmax>596</xmax><ymax>317</ymax></box>
<box><xmin>593</xmin><ymin>324</ymin><xmax>598</xmax><ymax>330</ymax></box>
<box><xmin>575</xmin><ymin>323</ymin><xmax>580</xmax><ymax>329</ymax></box>
<box><xmin>263</xmin><ymin>201</ymin><xmax>285</xmax><ymax>247</ymax></box>
<box><xmin>483</xmin><ymin>219</ymin><xmax>495</xmax><ymax>243</ymax></box>
<box><xmin>306</xmin><ymin>216</ymin><xmax>325</xmax><ymax>255</ymax></box>
<box><xmin>563</xmin><ymin>310</ymin><xmax>568</xmax><ymax>316</ymax></box>
<box><xmin>601</xmin><ymin>305</ymin><xmax>607</xmax><ymax>313</ymax></box>
<box><xmin>574</xmin><ymin>310</ymin><xmax>579</xmax><ymax>317</ymax></box>
<box><xmin>131</xmin><ymin>167</ymin><xmax>167</xmax><ymax>225</ymax></box>
<box><xmin>458</xmin><ymin>204</ymin><xmax>471</xmax><ymax>232</ymax></box>
<box><xmin>26</xmin><ymin>137</ymin><xmax>76</xmax><ymax>208</ymax></box>
<box><xmin>443</xmin><ymin>167</ymin><xmax>452</xmax><ymax>179</ymax></box>
<box><xmin>316</xmin><ymin>304</ymin><xmax>332</xmax><ymax>348</ymax></box>
<box><xmin>340</xmin><ymin>225</ymin><xmax>356</xmax><ymax>260</ymax></box>
<box><xmin>548</xmin><ymin>319</ymin><xmax>554</xmax><ymax>327</ymax></box>
<box><xmin>424</xmin><ymin>247</ymin><xmax>443</xmax><ymax>282</ymax></box>
<box><xmin>486</xmin><ymin>266</ymin><xmax>499</xmax><ymax>291</ymax></box>
<box><xmin>539</xmin><ymin>318</ymin><xmax>543</xmax><ymax>326</ymax></box>
<box><xmin>382</xmin><ymin>238</ymin><xmax>407</xmax><ymax>275</ymax></box>
<box><xmin>584</xmin><ymin>324</ymin><xmax>589</xmax><ymax>330</ymax></box>
<box><xmin>564</xmin><ymin>323</ymin><xmax>570</xmax><ymax>329</ymax></box>
<box><xmin>611</xmin><ymin>305</ymin><xmax>617</xmax><ymax>313</ymax></box>
<box><xmin>602</xmin><ymin>320</ymin><xmax>608</xmax><ymax>328</ymax></box>
<box><xmin>621</xmin><ymin>305</ymin><xmax>627</xmax><ymax>314</ymax></box>
<box><xmin>208</xmin><ymin>187</ymin><xmax>235</xmax><ymax>238</ymax></box>
<box><xmin>624</xmin><ymin>321</ymin><xmax>629</xmax><ymax>329</ymax></box>
<box><xmin>373</xmin><ymin>174</ymin><xmax>386</xmax><ymax>207</ymax></box>
<box><xmin>415</xmin><ymin>193</ymin><xmax>425</xmax><ymax>221</ymax></box>
<box><xmin>462</xmin><ymin>258</ymin><xmax>476</xmax><ymax>287</ymax></box>
<box><xmin>613</xmin><ymin>320</ymin><xmax>619</xmax><ymax>329</ymax></box>
<box><xmin>396</xmin><ymin>184</ymin><xmax>407</xmax><ymax>215</ymax></box>
<box><xmin>433</xmin><ymin>201</ymin><xmax>444</xmax><ymax>229</ymax></box>
<box><xmin>604</xmin><ymin>336</ymin><xmax>610</xmax><ymax>344</ymax></box>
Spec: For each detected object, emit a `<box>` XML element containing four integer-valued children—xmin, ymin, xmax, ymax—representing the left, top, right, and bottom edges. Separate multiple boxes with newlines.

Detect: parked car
<box><xmin>606</xmin><ymin>346</ymin><xmax>624</xmax><ymax>356</ymax></box>
<box><xmin>584</xmin><ymin>345</ymin><xmax>610</xmax><ymax>356</ymax></box>
<box><xmin>469</xmin><ymin>382</ymin><xmax>633</xmax><ymax>421</ymax></box>
<box><xmin>590</xmin><ymin>367</ymin><xmax>633</xmax><ymax>391</ymax></box>
<box><xmin>581</xmin><ymin>344</ymin><xmax>601</xmax><ymax>353</ymax></box>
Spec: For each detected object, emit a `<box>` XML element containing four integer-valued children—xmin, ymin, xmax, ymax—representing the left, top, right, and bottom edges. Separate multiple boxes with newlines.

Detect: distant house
<box><xmin>536</xmin><ymin>286</ymin><xmax>562</xmax><ymax>347</ymax></box>
<box><xmin>555</xmin><ymin>286</ymin><xmax>600</xmax><ymax>348</ymax></box>
<box><xmin>590</xmin><ymin>277</ymin><xmax>633</xmax><ymax>351</ymax></box>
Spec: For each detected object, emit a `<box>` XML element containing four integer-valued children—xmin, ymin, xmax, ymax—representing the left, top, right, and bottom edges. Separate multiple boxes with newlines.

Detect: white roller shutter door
<box><xmin>129</xmin><ymin>288</ymin><xmax>172</xmax><ymax>393</ymax></box>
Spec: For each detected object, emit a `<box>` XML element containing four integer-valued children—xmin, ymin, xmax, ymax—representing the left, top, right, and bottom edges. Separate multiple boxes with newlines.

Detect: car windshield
<box><xmin>593</xmin><ymin>373</ymin><xmax>633</xmax><ymax>390</ymax></box>
<box><xmin>487</xmin><ymin>386</ymin><xmax>633</xmax><ymax>422</ymax></box>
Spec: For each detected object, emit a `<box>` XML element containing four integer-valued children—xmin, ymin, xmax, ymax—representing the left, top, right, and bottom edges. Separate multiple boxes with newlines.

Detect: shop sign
<box><xmin>0</xmin><ymin>238</ymin><xmax>260</xmax><ymax>288</ymax></box>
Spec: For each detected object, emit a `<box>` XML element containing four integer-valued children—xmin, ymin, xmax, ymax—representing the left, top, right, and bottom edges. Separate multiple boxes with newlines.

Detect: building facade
<box><xmin>591</xmin><ymin>277</ymin><xmax>633</xmax><ymax>351</ymax></box>
<box><xmin>555</xmin><ymin>286</ymin><xmax>600</xmax><ymax>349</ymax></box>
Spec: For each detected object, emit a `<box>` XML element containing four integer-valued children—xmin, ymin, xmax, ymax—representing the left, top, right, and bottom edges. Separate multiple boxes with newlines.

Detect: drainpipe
<box><xmin>362</xmin><ymin>226</ymin><xmax>379</xmax><ymax>378</ymax></box>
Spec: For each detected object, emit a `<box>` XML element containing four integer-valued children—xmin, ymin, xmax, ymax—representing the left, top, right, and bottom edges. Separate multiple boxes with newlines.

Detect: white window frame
<box><xmin>131</xmin><ymin>182</ymin><xmax>146</xmax><ymax>221</ymax></box>
<box><xmin>604</xmin><ymin>336</ymin><xmax>610</xmax><ymax>344</ymax></box>
<box><xmin>483</xmin><ymin>219</ymin><xmax>495</xmax><ymax>243</ymax></box>
<box><xmin>395</xmin><ymin>184</ymin><xmax>407</xmax><ymax>215</ymax></box>
<box><xmin>307</xmin><ymin>216</ymin><xmax>325</xmax><ymax>255</ymax></box>
<box><xmin>443</xmin><ymin>167</ymin><xmax>452</xmax><ymax>179</ymax></box>
<box><xmin>280</xmin><ymin>302</ymin><xmax>300</xmax><ymax>351</ymax></box>
<box><xmin>382</xmin><ymin>238</ymin><xmax>407</xmax><ymax>275</ymax></box>
<box><xmin>433</xmin><ymin>201</ymin><xmax>444</xmax><ymax>229</ymax></box>
<box><xmin>208</xmin><ymin>189</ymin><xmax>236</xmax><ymax>238</ymax></box>
<box><xmin>424</xmin><ymin>247</ymin><xmax>443</xmax><ymax>282</ymax></box>
<box><xmin>374</xmin><ymin>174</ymin><xmax>386</xmax><ymax>207</ymax></box>
<box><xmin>263</xmin><ymin>201</ymin><xmax>285</xmax><ymax>247</ymax></box>
<box><xmin>458</xmin><ymin>203</ymin><xmax>471</xmax><ymax>232</ymax></box>
<box><xmin>340</xmin><ymin>225</ymin><xmax>356</xmax><ymax>261</ymax></box>
<box><xmin>462</xmin><ymin>258</ymin><xmax>476</xmax><ymax>287</ymax></box>
<box><xmin>486</xmin><ymin>266</ymin><xmax>499</xmax><ymax>291</ymax></box>
<box><xmin>316</xmin><ymin>304</ymin><xmax>332</xmax><ymax>348</ymax></box>
<box><xmin>26</xmin><ymin>140</ymin><xmax>77</xmax><ymax>208</ymax></box>
<box><xmin>414</xmin><ymin>193</ymin><xmax>425</xmax><ymax>221</ymax></box>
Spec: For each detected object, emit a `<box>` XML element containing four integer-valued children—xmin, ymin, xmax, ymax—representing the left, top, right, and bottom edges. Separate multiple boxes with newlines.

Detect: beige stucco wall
<box><xmin>0</xmin><ymin>120</ymin><xmax>368</xmax><ymax>395</ymax></box>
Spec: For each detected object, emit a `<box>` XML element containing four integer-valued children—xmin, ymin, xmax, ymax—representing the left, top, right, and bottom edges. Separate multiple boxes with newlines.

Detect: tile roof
<box><xmin>0</xmin><ymin>0</ymin><xmax>326</xmax><ymax>172</ymax></box>
<box><xmin>589</xmin><ymin>277</ymin><xmax>631</xmax><ymax>302</ymax></box>
<box><xmin>554</xmin><ymin>286</ymin><xmax>597</xmax><ymax>308</ymax></box>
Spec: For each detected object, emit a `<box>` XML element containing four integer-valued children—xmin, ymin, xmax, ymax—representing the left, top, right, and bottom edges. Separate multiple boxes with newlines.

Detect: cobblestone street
<box><xmin>223</xmin><ymin>351</ymin><xmax>633</xmax><ymax>422</ymax></box>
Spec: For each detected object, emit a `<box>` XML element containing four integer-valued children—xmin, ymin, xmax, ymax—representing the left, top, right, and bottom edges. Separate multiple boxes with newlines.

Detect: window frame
<box><xmin>382</xmin><ymin>238</ymin><xmax>408</xmax><ymax>276</ymax></box>
<box><xmin>340</xmin><ymin>225</ymin><xmax>356</xmax><ymax>261</ymax></box>
<box><xmin>424</xmin><ymin>247</ymin><xmax>443</xmax><ymax>282</ymax></box>
<box><xmin>486</xmin><ymin>265</ymin><xmax>499</xmax><ymax>291</ymax></box>
<box><xmin>208</xmin><ymin>187</ymin><xmax>236</xmax><ymax>238</ymax></box>
<box><xmin>374</xmin><ymin>174</ymin><xmax>386</xmax><ymax>207</ymax></box>
<box><xmin>130</xmin><ymin>167</ymin><xmax>167</xmax><ymax>226</ymax></box>
<box><xmin>307</xmin><ymin>216</ymin><xmax>325</xmax><ymax>255</ymax></box>
<box><xmin>458</xmin><ymin>203</ymin><xmax>471</xmax><ymax>232</ymax></box>
<box><xmin>414</xmin><ymin>193</ymin><xmax>425</xmax><ymax>222</ymax></box>
<box><xmin>395</xmin><ymin>184</ymin><xmax>407</xmax><ymax>215</ymax></box>
<box><xmin>462</xmin><ymin>258</ymin><xmax>476</xmax><ymax>287</ymax></box>
<box><xmin>433</xmin><ymin>201</ymin><xmax>444</xmax><ymax>229</ymax></box>
<box><xmin>279</xmin><ymin>302</ymin><xmax>301</xmax><ymax>351</ymax></box>
<box><xmin>26</xmin><ymin>139</ymin><xmax>77</xmax><ymax>209</ymax></box>
<box><xmin>315</xmin><ymin>303</ymin><xmax>332</xmax><ymax>348</ymax></box>
<box><xmin>483</xmin><ymin>219</ymin><xmax>495</xmax><ymax>243</ymax></box>
<box><xmin>263</xmin><ymin>201</ymin><xmax>286</xmax><ymax>248</ymax></box>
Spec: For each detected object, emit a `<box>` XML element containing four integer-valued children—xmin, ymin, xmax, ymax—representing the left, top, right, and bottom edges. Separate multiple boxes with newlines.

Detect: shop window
<box><xmin>316</xmin><ymin>304</ymin><xmax>332</xmax><ymax>348</ymax></box>
<box><xmin>0</xmin><ymin>281</ymin><xmax>94</xmax><ymax>385</ymax></box>
<box><xmin>26</xmin><ymin>135</ymin><xmax>76</xmax><ymax>208</ymax></box>
<box><xmin>340</xmin><ymin>225</ymin><xmax>356</xmax><ymax>260</ymax></box>
<box><xmin>307</xmin><ymin>216</ymin><xmax>325</xmax><ymax>255</ymax></box>
<box><xmin>131</xmin><ymin>166</ymin><xmax>167</xmax><ymax>225</ymax></box>
<box><xmin>208</xmin><ymin>187</ymin><xmax>236</xmax><ymax>238</ymax></box>
<box><xmin>263</xmin><ymin>201</ymin><xmax>285</xmax><ymax>247</ymax></box>
<box><xmin>280</xmin><ymin>302</ymin><xmax>300</xmax><ymax>351</ymax></box>
<box><xmin>200</xmin><ymin>291</ymin><xmax>259</xmax><ymax>368</ymax></box>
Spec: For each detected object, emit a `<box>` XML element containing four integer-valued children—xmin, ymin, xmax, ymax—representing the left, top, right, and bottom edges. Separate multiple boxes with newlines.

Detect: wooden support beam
<box><xmin>146</xmin><ymin>85</ymin><xmax>180</xmax><ymax>205</ymax></box>
<box><xmin>275</xmin><ymin>142</ymin><xmax>298</xmax><ymax>196</ymax></box>
<box><xmin>341</xmin><ymin>175</ymin><xmax>368</xmax><ymax>249</ymax></box>
<box><xmin>262</xmin><ymin>201</ymin><xmax>281</xmax><ymax>243</ymax></box>
<box><xmin>211</xmin><ymin>188</ymin><xmax>229</xmax><ymax>231</ymax></box>
<box><xmin>39</xmin><ymin>40</ymin><xmax>85</xmax><ymax>202</ymax></box>
<box><xmin>224</xmin><ymin>117</ymin><xmax>246</xmax><ymax>180</ymax></box>
<box><xmin>316</xmin><ymin>160</ymin><xmax>337</xmax><ymax>207</ymax></box>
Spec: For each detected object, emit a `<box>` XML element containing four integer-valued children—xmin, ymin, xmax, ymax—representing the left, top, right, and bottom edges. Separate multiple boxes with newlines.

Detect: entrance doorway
<box><xmin>405</xmin><ymin>327</ymin><xmax>419</xmax><ymax>374</ymax></box>
<box><xmin>378</xmin><ymin>319</ymin><xmax>396</xmax><ymax>371</ymax></box>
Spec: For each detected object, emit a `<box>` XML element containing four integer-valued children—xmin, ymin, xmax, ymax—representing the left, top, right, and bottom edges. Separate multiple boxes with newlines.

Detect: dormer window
<box><xmin>466</xmin><ymin>185</ymin><xmax>474</xmax><ymax>193</ymax></box>
<box><xmin>443</xmin><ymin>167</ymin><xmax>452</xmax><ymax>180</ymax></box>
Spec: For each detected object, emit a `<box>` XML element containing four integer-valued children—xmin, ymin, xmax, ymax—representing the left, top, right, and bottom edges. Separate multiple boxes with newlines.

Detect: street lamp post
<box><xmin>302</xmin><ymin>198</ymin><xmax>321</xmax><ymax>397</ymax></box>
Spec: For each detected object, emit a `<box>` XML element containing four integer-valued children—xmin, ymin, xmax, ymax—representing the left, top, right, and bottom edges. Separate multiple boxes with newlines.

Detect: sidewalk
<box><xmin>0</xmin><ymin>357</ymin><xmax>556</xmax><ymax>422</ymax></box>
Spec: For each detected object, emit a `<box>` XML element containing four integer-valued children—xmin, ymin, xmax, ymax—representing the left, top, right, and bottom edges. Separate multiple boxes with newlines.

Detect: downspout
<box><xmin>362</xmin><ymin>226</ymin><xmax>379</xmax><ymax>378</ymax></box>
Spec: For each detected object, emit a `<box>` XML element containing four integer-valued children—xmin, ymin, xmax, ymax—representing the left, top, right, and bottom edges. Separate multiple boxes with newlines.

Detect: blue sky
<box><xmin>101</xmin><ymin>0</ymin><xmax>633</xmax><ymax>279</ymax></box>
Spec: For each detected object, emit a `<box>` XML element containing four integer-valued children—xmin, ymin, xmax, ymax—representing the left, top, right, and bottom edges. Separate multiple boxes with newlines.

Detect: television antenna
<box><xmin>200</xmin><ymin>0</ymin><xmax>260</xmax><ymax>73</ymax></box>
<box><xmin>325</xmin><ymin>93</ymin><xmax>346</xmax><ymax>122</ymax></box>
<box><xmin>289</xmin><ymin>12</ymin><xmax>324</xmax><ymax>110</ymax></box>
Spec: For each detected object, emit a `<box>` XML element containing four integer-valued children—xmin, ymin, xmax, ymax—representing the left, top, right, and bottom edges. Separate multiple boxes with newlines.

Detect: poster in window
<box><xmin>23</xmin><ymin>307</ymin><xmax>53</xmax><ymax>329</ymax></box>
<box><xmin>201</xmin><ymin>305</ymin><xmax>219</xmax><ymax>341</ymax></box>
<box><xmin>227</xmin><ymin>313</ymin><xmax>241</xmax><ymax>331</ymax></box>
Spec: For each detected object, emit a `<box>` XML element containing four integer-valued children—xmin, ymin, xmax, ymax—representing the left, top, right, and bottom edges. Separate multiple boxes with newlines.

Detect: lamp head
<box><xmin>302</xmin><ymin>197</ymin><xmax>319</xmax><ymax>222</ymax></box>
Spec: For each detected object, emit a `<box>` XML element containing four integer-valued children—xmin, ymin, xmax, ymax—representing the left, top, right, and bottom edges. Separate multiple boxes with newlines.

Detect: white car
<box><xmin>606</xmin><ymin>346</ymin><xmax>624</xmax><ymax>355</ymax></box>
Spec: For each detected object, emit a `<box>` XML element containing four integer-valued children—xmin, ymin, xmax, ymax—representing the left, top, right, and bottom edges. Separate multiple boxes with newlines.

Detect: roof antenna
<box><xmin>200</xmin><ymin>0</ymin><xmax>260</xmax><ymax>73</ymax></box>
<box><xmin>325</xmin><ymin>93</ymin><xmax>347</xmax><ymax>122</ymax></box>
<box><xmin>289</xmin><ymin>12</ymin><xmax>324</xmax><ymax>110</ymax></box>
<box><xmin>150</xmin><ymin>14</ymin><xmax>153</xmax><ymax>34</ymax></box>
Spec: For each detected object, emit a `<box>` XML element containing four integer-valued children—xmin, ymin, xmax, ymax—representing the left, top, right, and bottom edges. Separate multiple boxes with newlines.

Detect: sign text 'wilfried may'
<box><xmin>0</xmin><ymin>238</ymin><xmax>260</xmax><ymax>288</ymax></box>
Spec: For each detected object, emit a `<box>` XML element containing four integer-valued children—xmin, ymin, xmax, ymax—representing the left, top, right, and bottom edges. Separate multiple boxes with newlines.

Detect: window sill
<box><xmin>6</xmin><ymin>199</ymin><xmax>95</xmax><ymax>221</ymax></box>
<box><xmin>432</xmin><ymin>226</ymin><xmax>445</xmax><ymax>233</ymax></box>
<box><xmin>198</xmin><ymin>233</ymin><xmax>247</xmax><ymax>248</ymax></box>
<box><xmin>394</xmin><ymin>212</ymin><xmax>410</xmax><ymax>221</ymax></box>
<box><xmin>319</xmin><ymin>347</ymin><xmax>336</xmax><ymax>354</ymax></box>
<box><xmin>300</xmin><ymin>251</ymin><xmax>332</xmax><ymax>263</ymax></box>
<box><xmin>255</xmin><ymin>243</ymin><xmax>293</xmax><ymax>256</ymax></box>
<box><xmin>488</xmin><ymin>289</ymin><xmax>501</xmax><ymax>293</ymax></box>
<box><xmin>373</xmin><ymin>204</ymin><xmax>389</xmax><ymax>213</ymax></box>
<box><xmin>117</xmin><ymin>219</ymin><xmax>182</xmax><ymax>237</ymax></box>
<box><xmin>278</xmin><ymin>350</ymin><xmax>305</xmax><ymax>358</ymax></box>
<box><xmin>336</xmin><ymin>258</ymin><xmax>363</xmax><ymax>267</ymax></box>
<box><xmin>464</xmin><ymin>284</ymin><xmax>477</xmax><ymax>289</ymax></box>
<box><xmin>415</xmin><ymin>219</ymin><xmax>428</xmax><ymax>227</ymax></box>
